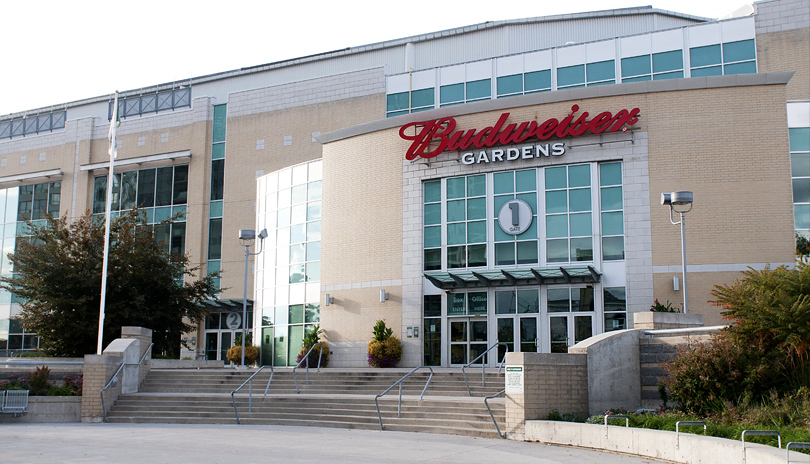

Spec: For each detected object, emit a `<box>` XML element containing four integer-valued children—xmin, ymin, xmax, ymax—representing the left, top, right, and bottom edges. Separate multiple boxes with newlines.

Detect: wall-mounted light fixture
<box><xmin>380</xmin><ymin>289</ymin><xmax>389</xmax><ymax>303</ymax></box>
<box><xmin>324</xmin><ymin>294</ymin><xmax>334</xmax><ymax>306</ymax></box>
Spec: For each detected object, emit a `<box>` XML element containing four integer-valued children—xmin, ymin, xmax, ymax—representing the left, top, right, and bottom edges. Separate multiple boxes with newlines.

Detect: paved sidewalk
<box><xmin>2</xmin><ymin>423</ymin><xmax>665</xmax><ymax>463</ymax></box>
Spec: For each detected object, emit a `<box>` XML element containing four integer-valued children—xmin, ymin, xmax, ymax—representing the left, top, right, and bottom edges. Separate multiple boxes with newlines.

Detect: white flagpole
<box><xmin>97</xmin><ymin>91</ymin><xmax>119</xmax><ymax>355</ymax></box>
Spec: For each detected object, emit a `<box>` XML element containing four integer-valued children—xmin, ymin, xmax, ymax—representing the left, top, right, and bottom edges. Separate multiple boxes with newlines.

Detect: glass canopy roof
<box><xmin>424</xmin><ymin>266</ymin><xmax>600</xmax><ymax>290</ymax></box>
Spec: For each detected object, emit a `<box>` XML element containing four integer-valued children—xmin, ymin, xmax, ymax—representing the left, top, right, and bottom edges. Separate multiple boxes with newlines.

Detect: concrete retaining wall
<box><xmin>524</xmin><ymin>420</ymin><xmax>799</xmax><ymax>464</ymax></box>
<box><xmin>0</xmin><ymin>396</ymin><xmax>81</xmax><ymax>423</ymax></box>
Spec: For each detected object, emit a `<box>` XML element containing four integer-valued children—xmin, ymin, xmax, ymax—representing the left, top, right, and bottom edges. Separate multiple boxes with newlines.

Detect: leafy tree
<box><xmin>1</xmin><ymin>209</ymin><xmax>217</xmax><ymax>357</ymax></box>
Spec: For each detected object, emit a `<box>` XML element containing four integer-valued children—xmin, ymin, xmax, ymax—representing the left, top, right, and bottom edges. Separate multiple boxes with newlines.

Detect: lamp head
<box><xmin>660</xmin><ymin>193</ymin><xmax>671</xmax><ymax>206</ymax></box>
<box><xmin>239</xmin><ymin>229</ymin><xmax>256</xmax><ymax>247</ymax></box>
<box><xmin>258</xmin><ymin>229</ymin><xmax>268</xmax><ymax>240</ymax></box>
<box><xmin>670</xmin><ymin>191</ymin><xmax>693</xmax><ymax>213</ymax></box>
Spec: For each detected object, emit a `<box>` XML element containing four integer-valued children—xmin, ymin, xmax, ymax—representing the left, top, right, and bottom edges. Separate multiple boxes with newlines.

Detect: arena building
<box><xmin>0</xmin><ymin>0</ymin><xmax>807</xmax><ymax>367</ymax></box>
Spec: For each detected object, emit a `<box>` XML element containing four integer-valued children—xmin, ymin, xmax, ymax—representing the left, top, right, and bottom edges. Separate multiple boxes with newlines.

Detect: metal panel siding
<box><xmin>410</xmin><ymin>14</ymin><xmax>703</xmax><ymax>71</ymax></box>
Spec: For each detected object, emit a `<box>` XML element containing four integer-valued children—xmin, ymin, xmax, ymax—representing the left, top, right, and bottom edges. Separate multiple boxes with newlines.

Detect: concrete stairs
<box><xmin>106</xmin><ymin>368</ymin><xmax>506</xmax><ymax>438</ymax></box>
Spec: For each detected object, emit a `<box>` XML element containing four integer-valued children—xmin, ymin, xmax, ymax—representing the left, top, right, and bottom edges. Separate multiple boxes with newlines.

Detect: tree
<box><xmin>1</xmin><ymin>209</ymin><xmax>217</xmax><ymax>357</ymax></box>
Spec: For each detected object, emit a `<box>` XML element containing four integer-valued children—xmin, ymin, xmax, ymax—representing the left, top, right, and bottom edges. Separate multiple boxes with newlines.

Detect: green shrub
<box><xmin>29</xmin><ymin>365</ymin><xmax>50</xmax><ymax>396</ymax></box>
<box><xmin>367</xmin><ymin>336</ymin><xmax>402</xmax><ymax>368</ymax></box>
<box><xmin>226</xmin><ymin>345</ymin><xmax>259</xmax><ymax>365</ymax></box>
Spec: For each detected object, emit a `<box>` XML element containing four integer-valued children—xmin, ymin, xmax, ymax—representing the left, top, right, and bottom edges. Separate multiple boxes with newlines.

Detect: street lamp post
<box><xmin>238</xmin><ymin>228</ymin><xmax>267</xmax><ymax>367</ymax></box>
<box><xmin>661</xmin><ymin>191</ymin><xmax>694</xmax><ymax>314</ymax></box>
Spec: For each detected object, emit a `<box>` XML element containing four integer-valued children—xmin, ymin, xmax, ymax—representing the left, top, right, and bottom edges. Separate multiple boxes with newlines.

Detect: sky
<box><xmin>1</xmin><ymin>0</ymin><xmax>755</xmax><ymax>116</ymax></box>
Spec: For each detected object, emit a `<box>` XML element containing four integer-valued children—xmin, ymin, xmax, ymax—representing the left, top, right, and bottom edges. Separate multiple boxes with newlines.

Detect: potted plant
<box><xmin>367</xmin><ymin>320</ymin><xmax>402</xmax><ymax>368</ymax></box>
<box><xmin>226</xmin><ymin>334</ymin><xmax>259</xmax><ymax>366</ymax></box>
<box><xmin>296</xmin><ymin>324</ymin><xmax>329</xmax><ymax>368</ymax></box>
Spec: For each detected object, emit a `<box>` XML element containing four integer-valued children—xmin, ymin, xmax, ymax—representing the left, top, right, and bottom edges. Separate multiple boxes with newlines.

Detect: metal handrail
<box><xmin>374</xmin><ymin>366</ymin><xmax>434</xmax><ymax>431</ymax></box>
<box><xmin>484</xmin><ymin>389</ymin><xmax>506</xmax><ymax>439</ymax></box>
<box><xmin>100</xmin><ymin>343</ymin><xmax>153</xmax><ymax>422</ymax></box>
<box><xmin>230</xmin><ymin>365</ymin><xmax>274</xmax><ymax>424</ymax></box>
<box><xmin>292</xmin><ymin>343</ymin><xmax>324</xmax><ymax>394</ymax></box>
<box><xmin>0</xmin><ymin>361</ymin><xmax>84</xmax><ymax>365</ymax></box>
<box><xmin>461</xmin><ymin>342</ymin><xmax>508</xmax><ymax>396</ymax></box>
<box><xmin>742</xmin><ymin>429</ymin><xmax>782</xmax><ymax>449</ymax></box>
<box><xmin>675</xmin><ymin>420</ymin><xmax>706</xmax><ymax>448</ymax></box>
<box><xmin>786</xmin><ymin>442</ymin><xmax>810</xmax><ymax>463</ymax></box>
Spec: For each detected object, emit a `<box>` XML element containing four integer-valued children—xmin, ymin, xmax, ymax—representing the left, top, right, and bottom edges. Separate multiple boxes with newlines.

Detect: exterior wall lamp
<box><xmin>324</xmin><ymin>294</ymin><xmax>334</xmax><ymax>306</ymax></box>
<box><xmin>238</xmin><ymin>228</ymin><xmax>267</xmax><ymax>367</ymax></box>
<box><xmin>380</xmin><ymin>289</ymin><xmax>389</xmax><ymax>303</ymax></box>
<box><xmin>661</xmin><ymin>191</ymin><xmax>693</xmax><ymax>314</ymax></box>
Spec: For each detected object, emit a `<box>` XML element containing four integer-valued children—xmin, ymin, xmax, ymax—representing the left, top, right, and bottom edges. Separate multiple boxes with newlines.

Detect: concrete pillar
<box><xmin>121</xmin><ymin>326</ymin><xmax>152</xmax><ymax>386</ymax></box>
<box><xmin>504</xmin><ymin>352</ymin><xmax>589</xmax><ymax>440</ymax></box>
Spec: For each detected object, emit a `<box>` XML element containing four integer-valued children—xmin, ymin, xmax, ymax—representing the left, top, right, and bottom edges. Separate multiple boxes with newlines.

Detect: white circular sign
<box><xmin>225</xmin><ymin>312</ymin><xmax>242</xmax><ymax>330</ymax></box>
<box><xmin>497</xmin><ymin>199</ymin><xmax>533</xmax><ymax>236</ymax></box>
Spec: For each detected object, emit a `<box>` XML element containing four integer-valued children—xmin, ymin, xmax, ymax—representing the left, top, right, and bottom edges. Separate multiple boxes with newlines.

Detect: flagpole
<box><xmin>97</xmin><ymin>91</ymin><xmax>119</xmax><ymax>355</ymax></box>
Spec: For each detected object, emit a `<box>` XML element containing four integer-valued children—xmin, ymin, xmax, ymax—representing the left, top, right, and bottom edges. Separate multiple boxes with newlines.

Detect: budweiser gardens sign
<box><xmin>399</xmin><ymin>105</ymin><xmax>640</xmax><ymax>164</ymax></box>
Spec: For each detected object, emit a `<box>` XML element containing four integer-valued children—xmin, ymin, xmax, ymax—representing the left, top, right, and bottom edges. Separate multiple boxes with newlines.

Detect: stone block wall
<box><xmin>503</xmin><ymin>352</ymin><xmax>588</xmax><ymax>439</ymax></box>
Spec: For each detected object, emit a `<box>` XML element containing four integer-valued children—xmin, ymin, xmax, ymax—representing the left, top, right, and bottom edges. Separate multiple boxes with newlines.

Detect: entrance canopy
<box><xmin>199</xmin><ymin>299</ymin><xmax>253</xmax><ymax>312</ymax></box>
<box><xmin>424</xmin><ymin>266</ymin><xmax>600</xmax><ymax>290</ymax></box>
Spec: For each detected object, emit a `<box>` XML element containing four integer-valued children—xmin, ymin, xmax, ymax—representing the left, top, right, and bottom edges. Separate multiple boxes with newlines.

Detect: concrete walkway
<box><xmin>2</xmin><ymin>423</ymin><xmax>666</xmax><ymax>463</ymax></box>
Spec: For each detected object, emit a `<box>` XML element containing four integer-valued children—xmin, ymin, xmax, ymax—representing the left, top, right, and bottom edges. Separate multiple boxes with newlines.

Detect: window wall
<box><xmin>0</xmin><ymin>181</ymin><xmax>62</xmax><ymax>353</ymax></box>
<box><xmin>92</xmin><ymin>165</ymin><xmax>188</xmax><ymax>255</ymax></box>
<box><xmin>386</xmin><ymin>17</ymin><xmax>756</xmax><ymax>115</ymax></box>
<box><xmin>256</xmin><ymin>160</ymin><xmax>322</xmax><ymax>366</ymax></box>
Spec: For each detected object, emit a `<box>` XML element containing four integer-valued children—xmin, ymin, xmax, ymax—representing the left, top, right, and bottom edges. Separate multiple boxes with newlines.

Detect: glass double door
<box><xmin>496</xmin><ymin>316</ymin><xmax>540</xmax><ymax>361</ymax></box>
<box><xmin>205</xmin><ymin>330</ymin><xmax>238</xmax><ymax>361</ymax></box>
<box><xmin>549</xmin><ymin>314</ymin><xmax>593</xmax><ymax>353</ymax></box>
<box><xmin>449</xmin><ymin>317</ymin><xmax>488</xmax><ymax>365</ymax></box>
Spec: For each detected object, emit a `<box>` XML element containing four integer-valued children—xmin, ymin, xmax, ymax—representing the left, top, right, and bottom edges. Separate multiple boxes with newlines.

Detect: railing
<box><xmin>675</xmin><ymin>420</ymin><xmax>706</xmax><ymax>448</ymax></box>
<box><xmin>742</xmin><ymin>429</ymin><xmax>782</xmax><ymax>463</ymax></box>
<box><xmin>0</xmin><ymin>360</ymin><xmax>84</xmax><ymax>366</ymax></box>
<box><xmin>100</xmin><ymin>343</ymin><xmax>153</xmax><ymax>422</ymax></box>
<box><xmin>484</xmin><ymin>389</ymin><xmax>506</xmax><ymax>439</ymax></box>
<box><xmin>786</xmin><ymin>442</ymin><xmax>810</xmax><ymax>463</ymax></box>
<box><xmin>461</xmin><ymin>342</ymin><xmax>508</xmax><ymax>396</ymax></box>
<box><xmin>292</xmin><ymin>343</ymin><xmax>324</xmax><ymax>394</ymax></box>
<box><xmin>604</xmin><ymin>413</ymin><xmax>629</xmax><ymax>437</ymax></box>
<box><xmin>374</xmin><ymin>366</ymin><xmax>434</xmax><ymax>431</ymax></box>
<box><xmin>230</xmin><ymin>365</ymin><xmax>274</xmax><ymax>424</ymax></box>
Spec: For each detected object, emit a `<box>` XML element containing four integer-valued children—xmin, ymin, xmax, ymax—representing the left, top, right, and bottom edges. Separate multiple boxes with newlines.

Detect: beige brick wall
<box><xmin>504</xmin><ymin>352</ymin><xmax>589</xmax><ymax>437</ymax></box>
<box><xmin>757</xmin><ymin>28</ymin><xmax>810</xmax><ymax>101</ymax></box>
<box><xmin>320</xmin><ymin>287</ymin><xmax>402</xmax><ymax>343</ymax></box>
<box><xmin>321</xmin><ymin>129</ymin><xmax>404</xmax><ymax>285</ymax></box>
<box><xmin>220</xmin><ymin>94</ymin><xmax>383</xmax><ymax>297</ymax></box>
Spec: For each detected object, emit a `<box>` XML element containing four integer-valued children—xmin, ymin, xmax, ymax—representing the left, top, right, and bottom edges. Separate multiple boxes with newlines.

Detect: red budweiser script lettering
<box><xmin>399</xmin><ymin>105</ymin><xmax>640</xmax><ymax>160</ymax></box>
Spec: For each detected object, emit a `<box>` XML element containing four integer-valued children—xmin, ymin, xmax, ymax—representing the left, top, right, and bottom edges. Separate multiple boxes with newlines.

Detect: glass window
<box><xmin>137</xmin><ymin>169</ymin><xmax>156</xmax><ymax>207</ymax></box>
<box><xmin>790</xmin><ymin>128</ymin><xmax>810</xmax><ymax>152</ymax></box>
<box><xmin>208</xmin><ymin>218</ymin><xmax>223</xmax><ymax>260</ymax></box>
<box><xmin>692</xmin><ymin>66</ymin><xmax>722</xmax><ymax>77</ymax></box>
<box><xmin>690</xmin><ymin>44</ymin><xmax>721</xmax><ymax>68</ymax></box>
<box><xmin>586</xmin><ymin>60</ymin><xmax>615</xmax><ymax>84</ymax></box>
<box><xmin>212</xmin><ymin>105</ymin><xmax>227</xmax><ymax>143</ymax></box>
<box><xmin>496</xmin><ymin>290</ymin><xmax>516</xmax><ymax>314</ymax></box>
<box><xmin>723</xmin><ymin>39</ymin><xmax>755</xmax><ymax>63</ymax></box>
<box><xmin>524</xmin><ymin>70</ymin><xmax>551</xmax><ymax>93</ymax></box>
<box><xmin>387</xmin><ymin>92</ymin><xmax>409</xmax><ymax>113</ymax></box>
<box><xmin>653</xmin><ymin>50</ymin><xmax>683</xmax><ymax>74</ymax></box>
<box><xmin>497</xmin><ymin>75</ymin><xmax>523</xmax><ymax>97</ymax></box>
<box><xmin>557</xmin><ymin>65</ymin><xmax>585</xmax><ymax>88</ymax></box>
<box><xmin>210</xmin><ymin>160</ymin><xmax>225</xmax><ymax>202</ymax></box>
<box><xmin>466</xmin><ymin>79</ymin><xmax>491</xmax><ymax>101</ymax></box>
<box><xmin>440</xmin><ymin>84</ymin><xmax>464</xmax><ymax>106</ymax></box>
<box><xmin>724</xmin><ymin>61</ymin><xmax>756</xmax><ymax>75</ymax></box>
<box><xmin>621</xmin><ymin>55</ymin><xmax>651</xmax><ymax>79</ymax></box>
<box><xmin>155</xmin><ymin>167</ymin><xmax>173</xmax><ymax>206</ymax></box>
<box><xmin>411</xmin><ymin>88</ymin><xmax>435</xmax><ymax>110</ymax></box>
<box><xmin>547</xmin><ymin>288</ymin><xmax>570</xmax><ymax>312</ymax></box>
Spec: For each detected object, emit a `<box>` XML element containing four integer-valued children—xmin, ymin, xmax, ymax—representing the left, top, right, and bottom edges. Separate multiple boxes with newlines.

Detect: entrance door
<box><xmin>449</xmin><ymin>318</ymin><xmax>488</xmax><ymax>365</ymax></box>
<box><xmin>549</xmin><ymin>314</ymin><xmax>593</xmax><ymax>353</ymax></box>
<box><xmin>497</xmin><ymin>315</ymin><xmax>540</xmax><ymax>360</ymax></box>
